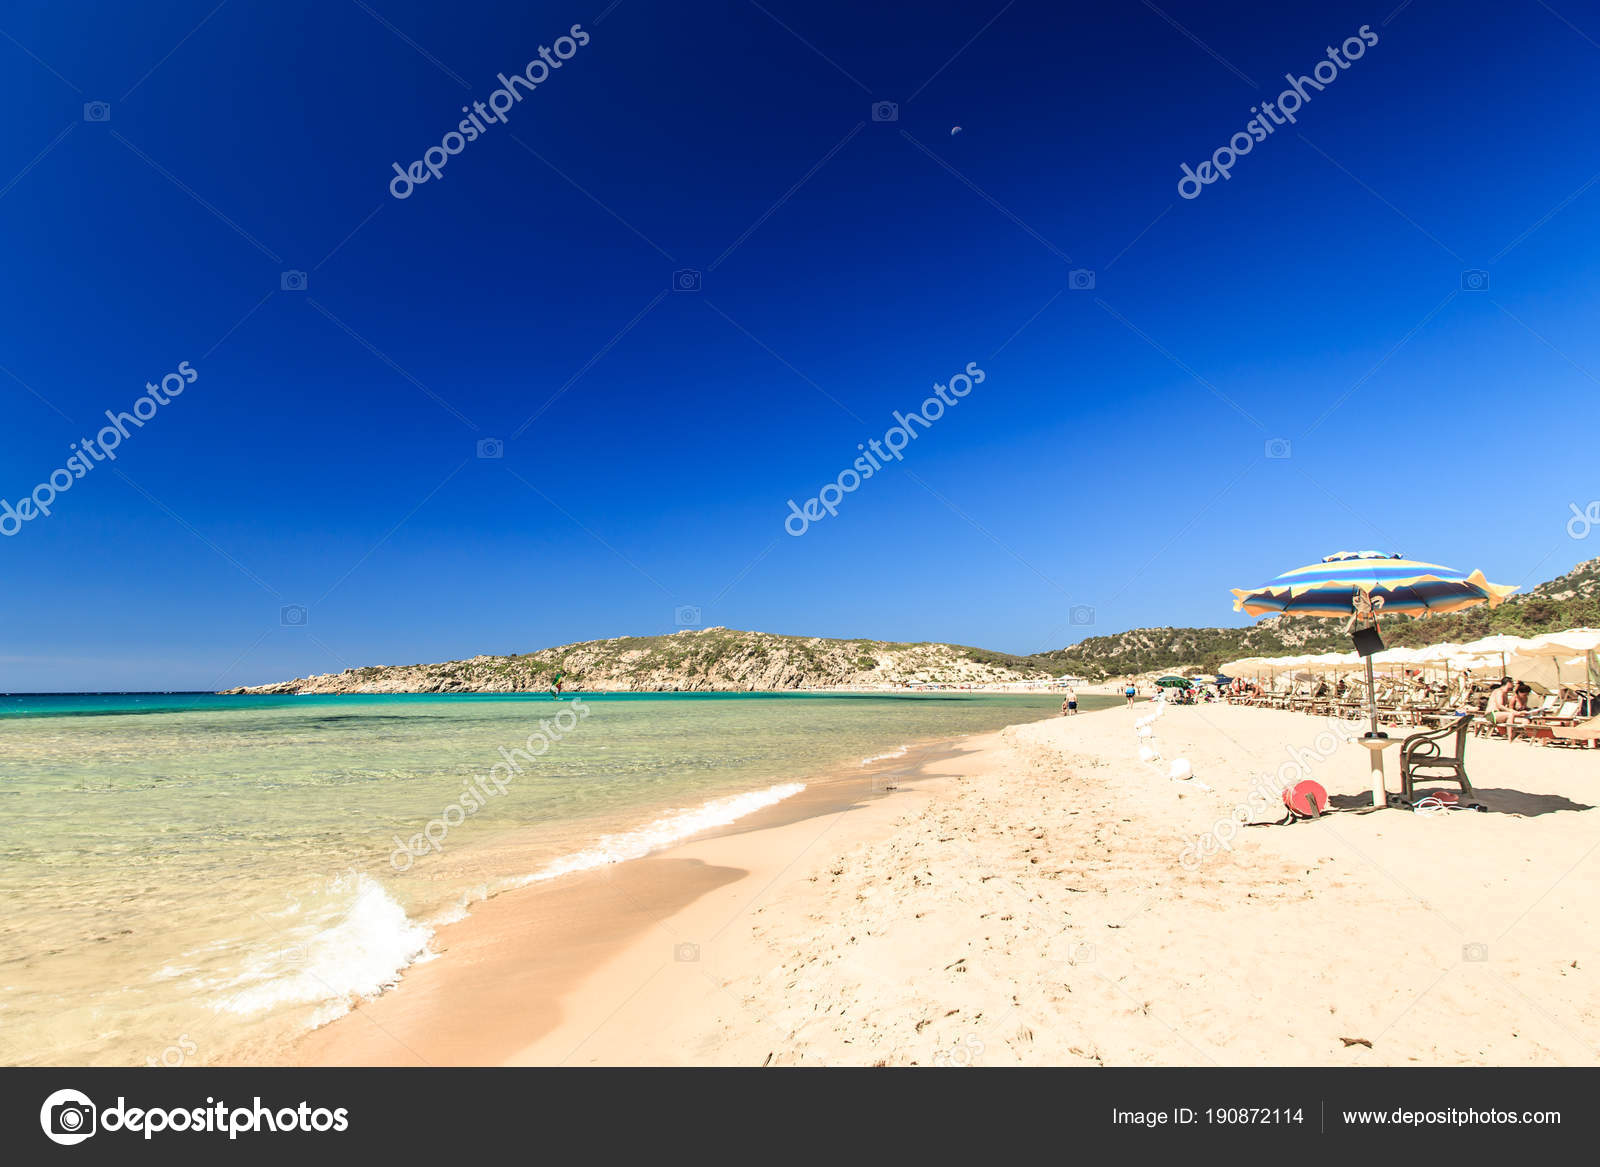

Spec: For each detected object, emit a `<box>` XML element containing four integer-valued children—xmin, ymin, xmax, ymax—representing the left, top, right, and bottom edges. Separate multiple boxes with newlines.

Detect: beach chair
<box><xmin>1551</xmin><ymin>715</ymin><xmax>1600</xmax><ymax>749</ymax></box>
<box><xmin>1475</xmin><ymin>708</ymin><xmax>1517</xmax><ymax>741</ymax></box>
<box><xmin>1527</xmin><ymin>699</ymin><xmax>1580</xmax><ymax>728</ymax></box>
<box><xmin>1396</xmin><ymin>716</ymin><xmax>1483</xmax><ymax>809</ymax></box>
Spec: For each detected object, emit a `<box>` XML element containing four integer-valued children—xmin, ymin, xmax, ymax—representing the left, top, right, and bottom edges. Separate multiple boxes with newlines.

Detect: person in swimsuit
<box><xmin>1486</xmin><ymin>677</ymin><xmax>1529</xmax><ymax>740</ymax></box>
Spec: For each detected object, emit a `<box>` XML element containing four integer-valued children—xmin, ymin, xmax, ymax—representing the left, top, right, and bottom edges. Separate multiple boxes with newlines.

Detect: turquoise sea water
<box><xmin>0</xmin><ymin>690</ymin><xmax>1098</xmax><ymax>1066</ymax></box>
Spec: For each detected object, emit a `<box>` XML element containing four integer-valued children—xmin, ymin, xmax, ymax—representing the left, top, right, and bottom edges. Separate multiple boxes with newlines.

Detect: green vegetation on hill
<box><xmin>1030</xmin><ymin>556</ymin><xmax>1600</xmax><ymax>678</ymax></box>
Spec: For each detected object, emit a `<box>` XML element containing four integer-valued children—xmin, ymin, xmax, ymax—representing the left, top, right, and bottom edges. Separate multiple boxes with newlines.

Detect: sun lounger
<box><xmin>1526</xmin><ymin>699</ymin><xmax>1581</xmax><ymax>729</ymax></box>
<box><xmin>1551</xmin><ymin>715</ymin><xmax>1600</xmax><ymax>748</ymax></box>
<box><xmin>1475</xmin><ymin>709</ymin><xmax>1525</xmax><ymax>741</ymax></box>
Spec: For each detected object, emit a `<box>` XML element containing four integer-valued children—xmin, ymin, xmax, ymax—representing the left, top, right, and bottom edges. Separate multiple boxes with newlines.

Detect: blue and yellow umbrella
<box><xmin>1230</xmin><ymin>551</ymin><xmax>1516</xmax><ymax>740</ymax></box>
<box><xmin>1231</xmin><ymin>551</ymin><xmax>1517</xmax><ymax>619</ymax></box>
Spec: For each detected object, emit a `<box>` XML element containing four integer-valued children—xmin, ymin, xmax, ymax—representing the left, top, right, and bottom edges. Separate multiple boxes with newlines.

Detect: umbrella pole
<box><xmin>1361</xmin><ymin>652</ymin><xmax>1390</xmax><ymax>809</ymax></box>
<box><xmin>1365</xmin><ymin>654</ymin><xmax>1381</xmax><ymax>738</ymax></box>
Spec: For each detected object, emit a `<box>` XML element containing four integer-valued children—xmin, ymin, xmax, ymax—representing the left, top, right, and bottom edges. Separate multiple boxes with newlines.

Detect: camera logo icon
<box><xmin>147</xmin><ymin>1033</ymin><xmax>198</xmax><ymax>1068</ymax></box>
<box><xmin>280</xmin><ymin>270</ymin><xmax>308</xmax><ymax>292</ymax></box>
<box><xmin>83</xmin><ymin>101</ymin><xmax>111</xmax><ymax>123</ymax></box>
<box><xmin>674</xmin><ymin>604</ymin><xmax>702</xmax><ymax>627</ymax></box>
<box><xmin>1069</xmin><ymin>604</ymin><xmax>1095</xmax><ymax>627</ymax></box>
<box><xmin>1068</xmin><ymin>268</ymin><xmax>1095</xmax><ymax>290</ymax></box>
<box><xmin>672</xmin><ymin>268</ymin><xmax>702</xmax><ymax>292</ymax></box>
<box><xmin>1463</xmin><ymin>942</ymin><xmax>1488</xmax><ymax>962</ymax></box>
<box><xmin>674</xmin><ymin>942</ymin><xmax>700</xmax><ymax>962</ymax></box>
<box><xmin>1264</xmin><ymin>437</ymin><xmax>1292</xmax><ymax>459</ymax></box>
<box><xmin>280</xmin><ymin>604</ymin><xmax>308</xmax><ymax>627</ymax></box>
<box><xmin>1460</xmin><ymin>269</ymin><xmax>1490</xmax><ymax>291</ymax></box>
<box><xmin>932</xmin><ymin>1033</ymin><xmax>985</xmax><ymax>1067</ymax></box>
<box><xmin>871</xmin><ymin>101</ymin><xmax>898</xmax><ymax>122</ymax></box>
<box><xmin>476</xmin><ymin>437</ymin><xmax>504</xmax><ymax>459</ymax></box>
<box><xmin>41</xmin><ymin>1088</ymin><xmax>97</xmax><ymax>1145</ymax></box>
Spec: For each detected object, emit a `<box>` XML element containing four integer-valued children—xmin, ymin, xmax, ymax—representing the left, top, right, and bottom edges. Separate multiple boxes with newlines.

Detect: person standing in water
<box><xmin>1065</xmin><ymin>686</ymin><xmax>1078</xmax><ymax>715</ymax></box>
<box><xmin>1124</xmin><ymin>681</ymin><xmax>1136</xmax><ymax>707</ymax></box>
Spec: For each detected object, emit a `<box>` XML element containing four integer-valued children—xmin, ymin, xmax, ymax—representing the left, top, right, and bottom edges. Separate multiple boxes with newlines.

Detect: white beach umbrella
<box><xmin>1287</xmin><ymin>652</ymin><xmax>1357</xmax><ymax>682</ymax></box>
<box><xmin>1509</xmin><ymin>629</ymin><xmax>1600</xmax><ymax>690</ymax></box>
<box><xmin>1262</xmin><ymin>655</ymin><xmax>1299</xmax><ymax>689</ymax></box>
<box><xmin>1408</xmin><ymin>642</ymin><xmax>1464</xmax><ymax>680</ymax></box>
<box><xmin>1461</xmin><ymin>633</ymin><xmax>1531</xmax><ymax>675</ymax></box>
<box><xmin>1568</xmin><ymin>654</ymin><xmax>1600</xmax><ymax>689</ymax></box>
<box><xmin>1508</xmin><ymin>651</ymin><xmax>1562</xmax><ymax>691</ymax></box>
<box><xmin>1524</xmin><ymin>628</ymin><xmax>1600</xmax><ymax>655</ymax></box>
<box><xmin>1316</xmin><ymin>651</ymin><xmax>1365</xmax><ymax>673</ymax></box>
<box><xmin>1371</xmin><ymin>644</ymin><xmax>1418</xmax><ymax>667</ymax></box>
<box><xmin>1368</xmin><ymin>645</ymin><xmax>1420</xmax><ymax>679</ymax></box>
<box><xmin>1409</xmin><ymin>642</ymin><xmax>1461</xmax><ymax>664</ymax></box>
<box><xmin>1447</xmin><ymin>651</ymin><xmax>1502</xmax><ymax>676</ymax></box>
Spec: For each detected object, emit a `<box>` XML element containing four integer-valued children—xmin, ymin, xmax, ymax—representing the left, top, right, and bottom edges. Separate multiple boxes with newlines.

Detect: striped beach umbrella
<box><xmin>1230</xmin><ymin>551</ymin><xmax>1517</xmax><ymax>619</ymax></box>
<box><xmin>1230</xmin><ymin>551</ymin><xmax>1516</xmax><ymax>742</ymax></box>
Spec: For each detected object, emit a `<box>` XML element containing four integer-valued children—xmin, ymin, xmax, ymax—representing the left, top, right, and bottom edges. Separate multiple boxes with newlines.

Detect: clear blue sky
<box><xmin>3</xmin><ymin>0</ymin><xmax>1597</xmax><ymax>691</ymax></box>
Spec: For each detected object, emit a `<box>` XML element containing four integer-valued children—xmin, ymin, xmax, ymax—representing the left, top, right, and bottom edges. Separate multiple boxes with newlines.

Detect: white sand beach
<box><xmin>292</xmin><ymin>702</ymin><xmax>1599</xmax><ymax>1066</ymax></box>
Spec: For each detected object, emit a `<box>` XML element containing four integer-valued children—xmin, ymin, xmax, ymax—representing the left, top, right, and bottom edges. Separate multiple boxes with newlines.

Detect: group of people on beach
<box><xmin>1484</xmin><ymin>675</ymin><xmax>1540</xmax><ymax>733</ymax></box>
<box><xmin>1058</xmin><ymin>684</ymin><xmax>1137</xmax><ymax>714</ymax></box>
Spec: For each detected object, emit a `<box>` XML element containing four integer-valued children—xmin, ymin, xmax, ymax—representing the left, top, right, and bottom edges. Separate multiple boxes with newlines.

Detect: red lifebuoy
<box><xmin>1283</xmin><ymin>780</ymin><xmax>1328</xmax><ymax>818</ymax></box>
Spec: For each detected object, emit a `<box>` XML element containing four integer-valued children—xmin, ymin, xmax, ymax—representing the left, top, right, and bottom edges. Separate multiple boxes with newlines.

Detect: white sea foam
<box><xmin>209</xmin><ymin>784</ymin><xmax>805</xmax><ymax>1029</ymax></box>
<box><xmin>860</xmin><ymin>744</ymin><xmax>909</xmax><ymax>766</ymax></box>
<box><xmin>511</xmin><ymin>782</ymin><xmax>806</xmax><ymax>886</ymax></box>
<box><xmin>208</xmin><ymin>873</ymin><xmax>432</xmax><ymax>1018</ymax></box>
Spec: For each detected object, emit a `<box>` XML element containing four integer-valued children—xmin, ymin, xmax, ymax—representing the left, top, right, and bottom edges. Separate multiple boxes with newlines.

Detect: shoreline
<box><xmin>287</xmin><ymin>700</ymin><xmax>1600</xmax><ymax>1066</ymax></box>
<box><xmin>284</xmin><ymin>730</ymin><xmax>1004</xmax><ymax>1066</ymax></box>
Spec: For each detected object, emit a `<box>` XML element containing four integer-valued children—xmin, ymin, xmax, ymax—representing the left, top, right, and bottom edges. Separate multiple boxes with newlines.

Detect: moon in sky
<box><xmin>950</xmin><ymin>126</ymin><xmax>962</xmax><ymax>136</ymax></box>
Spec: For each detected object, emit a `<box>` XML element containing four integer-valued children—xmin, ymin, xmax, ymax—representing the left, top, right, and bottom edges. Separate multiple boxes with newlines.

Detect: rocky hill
<box><xmin>223</xmin><ymin>557</ymin><xmax>1600</xmax><ymax>693</ymax></box>
<box><xmin>222</xmin><ymin>628</ymin><xmax>1060</xmax><ymax>694</ymax></box>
